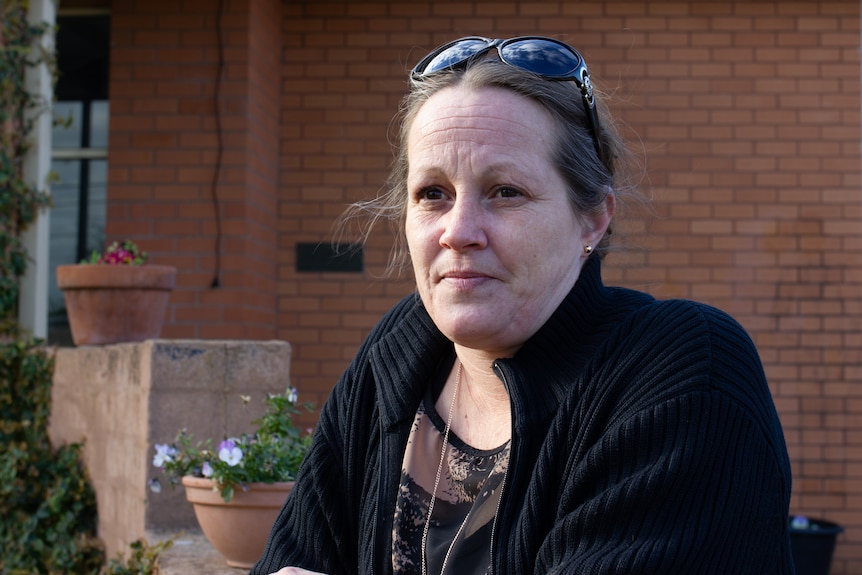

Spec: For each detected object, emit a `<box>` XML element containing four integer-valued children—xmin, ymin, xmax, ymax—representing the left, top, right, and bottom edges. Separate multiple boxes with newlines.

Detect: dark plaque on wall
<box><xmin>296</xmin><ymin>242</ymin><xmax>363</xmax><ymax>273</ymax></box>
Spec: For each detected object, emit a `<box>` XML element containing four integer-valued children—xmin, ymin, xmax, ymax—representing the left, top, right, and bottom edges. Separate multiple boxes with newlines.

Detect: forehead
<box><xmin>407</xmin><ymin>85</ymin><xmax>556</xmax><ymax>159</ymax></box>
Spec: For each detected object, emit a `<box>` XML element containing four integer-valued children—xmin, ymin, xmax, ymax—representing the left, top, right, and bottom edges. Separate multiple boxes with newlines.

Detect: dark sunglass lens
<box><xmin>501</xmin><ymin>39</ymin><xmax>581</xmax><ymax>78</ymax></box>
<box><xmin>420</xmin><ymin>39</ymin><xmax>490</xmax><ymax>74</ymax></box>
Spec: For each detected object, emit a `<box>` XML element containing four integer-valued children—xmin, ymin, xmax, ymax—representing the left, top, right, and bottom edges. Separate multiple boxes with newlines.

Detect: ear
<box><xmin>582</xmin><ymin>189</ymin><xmax>615</xmax><ymax>246</ymax></box>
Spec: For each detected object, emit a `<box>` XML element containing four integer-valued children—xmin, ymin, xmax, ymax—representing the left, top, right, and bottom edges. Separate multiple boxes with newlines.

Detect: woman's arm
<box><xmin>533</xmin><ymin>303</ymin><xmax>793</xmax><ymax>574</ymax></box>
<box><xmin>537</xmin><ymin>391</ymin><xmax>793</xmax><ymax>574</ymax></box>
<box><xmin>267</xmin><ymin>569</ymin><xmax>328</xmax><ymax>575</ymax></box>
<box><xmin>250</xmin><ymin>390</ymin><xmax>352</xmax><ymax>574</ymax></box>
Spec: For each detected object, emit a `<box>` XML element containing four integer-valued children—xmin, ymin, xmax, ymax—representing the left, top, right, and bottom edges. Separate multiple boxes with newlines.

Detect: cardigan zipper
<box><xmin>488</xmin><ymin>456</ymin><xmax>510</xmax><ymax>575</ymax></box>
<box><xmin>371</xmin><ymin>412</ymin><xmax>387</xmax><ymax>575</ymax></box>
<box><xmin>488</xmin><ymin>362</ymin><xmax>514</xmax><ymax>575</ymax></box>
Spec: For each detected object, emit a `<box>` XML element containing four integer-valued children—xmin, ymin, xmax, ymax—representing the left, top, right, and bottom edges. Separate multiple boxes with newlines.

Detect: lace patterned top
<box><xmin>392</xmin><ymin>372</ymin><xmax>510</xmax><ymax>575</ymax></box>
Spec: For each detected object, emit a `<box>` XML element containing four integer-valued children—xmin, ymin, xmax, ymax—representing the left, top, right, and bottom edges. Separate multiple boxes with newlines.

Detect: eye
<box><xmin>415</xmin><ymin>187</ymin><xmax>447</xmax><ymax>202</ymax></box>
<box><xmin>495</xmin><ymin>186</ymin><xmax>524</xmax><ymax>199</ymax></box>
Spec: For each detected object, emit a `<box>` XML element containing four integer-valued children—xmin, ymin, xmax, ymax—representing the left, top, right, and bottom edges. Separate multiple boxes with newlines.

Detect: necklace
<box><xmin>421</xmin><ymin>361</ymin><xmax>461</xmax><ymax>575</ymax></box>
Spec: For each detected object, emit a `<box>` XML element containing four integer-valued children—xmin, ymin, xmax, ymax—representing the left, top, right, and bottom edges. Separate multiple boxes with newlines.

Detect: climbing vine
<box><xmin>0</xmin><ymin>2</ymin><xmax>105</xmax><ymax>573</ymax></box>
<box><xmin>0</xmin><ymin>0</ymin><xmax>52</xmax><ymax>337</ymax></box>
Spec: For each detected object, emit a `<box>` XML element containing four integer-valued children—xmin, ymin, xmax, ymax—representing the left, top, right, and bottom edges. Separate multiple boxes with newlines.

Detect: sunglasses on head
<box><xmin>411</xmin><ymin>36</ymin><xmax>604</xmax><ymax>163</ymax></box>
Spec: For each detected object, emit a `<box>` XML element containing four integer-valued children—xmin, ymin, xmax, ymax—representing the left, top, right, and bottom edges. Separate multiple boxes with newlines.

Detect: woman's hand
<box><xmin>269</xmin><ymin>569</ymin><xmax>328</xmax><ymax>575</ymax></box>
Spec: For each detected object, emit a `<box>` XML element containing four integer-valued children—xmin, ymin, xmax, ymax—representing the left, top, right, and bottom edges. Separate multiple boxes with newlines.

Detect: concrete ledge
<box><xmin>148</xmin><ymin>530</ymin><xmax>249</xmax><ymax>574</ymax></box>
<box><xmin>49</xmin><ymin>339</ymin><xmax>291</xmax><ymax>560</ymax></box>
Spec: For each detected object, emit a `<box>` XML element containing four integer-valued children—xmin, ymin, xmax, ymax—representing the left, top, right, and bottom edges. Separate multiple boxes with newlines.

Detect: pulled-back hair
<box><xmin>340</xmin><ymin>56</ymin><xmax>634</xmax><ymax>275</ymax></box>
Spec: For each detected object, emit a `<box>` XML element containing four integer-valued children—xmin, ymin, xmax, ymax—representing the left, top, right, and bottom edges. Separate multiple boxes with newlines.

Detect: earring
<box><xmin>584</xmin><ymin>245</ymin><xmax>593</xmax><ymax>254</ymax></box>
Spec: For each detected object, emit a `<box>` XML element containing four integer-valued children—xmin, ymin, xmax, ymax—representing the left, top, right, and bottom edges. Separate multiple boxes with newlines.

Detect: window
<box><xmin>48</xmin><ymin>13</ymin><xmax>109</xmax><ymax>344</ymax></box>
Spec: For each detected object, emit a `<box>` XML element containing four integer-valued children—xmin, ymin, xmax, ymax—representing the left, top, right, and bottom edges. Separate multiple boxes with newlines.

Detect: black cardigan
<box><xmin>252</xmin><ymin>257</ymin><xmax>793</xmax><ymax>574</ymax></box>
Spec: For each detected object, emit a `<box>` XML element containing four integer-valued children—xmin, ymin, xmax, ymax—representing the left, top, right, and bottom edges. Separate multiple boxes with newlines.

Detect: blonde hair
<box><xmin>340</xmin><ymin>58</ymin><xmax>635</xmax><ymax>275</ymax></box>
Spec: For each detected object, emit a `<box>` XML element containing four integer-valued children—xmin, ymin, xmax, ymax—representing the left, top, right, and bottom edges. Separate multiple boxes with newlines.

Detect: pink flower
<box><xmin>87</xmin><ymin>240</ymin><xmax>148</xmax><ymax>265</ymax></box>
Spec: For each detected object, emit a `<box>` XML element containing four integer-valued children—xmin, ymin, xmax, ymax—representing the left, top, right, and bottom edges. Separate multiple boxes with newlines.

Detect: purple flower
<box><xmin>791</xmin><ymin>515</ymin><xmax>810</xmax><ymax>530</ymax></box>
<box><xmin>201</xmin><ymin>461</ymin><xmax>214</xmax><ymax>478</ymax></box>
<box><xmin>148</xmin><ymin>478</ymin><xmax>162</xmax><ymax>493</ymax></box>
<box><xmin>153</xmin><ymin>444</ymin><xmax>177</xmax><ymax>468</ymax></box>
<box><xmin>218</xmin><ymin>439</ymin><xmax>243</xmax><ymax>466</ymax></box>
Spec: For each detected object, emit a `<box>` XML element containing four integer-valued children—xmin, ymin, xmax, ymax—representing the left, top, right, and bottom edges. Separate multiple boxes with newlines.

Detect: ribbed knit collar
<box><xmin>369</xmin><ymin>256</ymin><xmax>649</xmax><ymax>432</ymax></box>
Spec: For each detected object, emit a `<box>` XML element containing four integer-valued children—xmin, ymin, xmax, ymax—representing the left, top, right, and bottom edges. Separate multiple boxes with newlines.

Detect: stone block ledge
<box><xmin>147</xmin><ymin>529</ymin><xmax>249</xmax><ymax>574</ymax></box>
<box><xmin>49</xmin><ymin>339</ymin><xmax>292</xmax><ymax>560</ymax></box>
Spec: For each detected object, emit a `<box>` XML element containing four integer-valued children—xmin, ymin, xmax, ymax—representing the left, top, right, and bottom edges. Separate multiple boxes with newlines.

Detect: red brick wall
<box><xmin>108</xmin><ymin>0</ymin><xmax>281</xmax><ymax>340</ymax></box>
<box><xmin>278</xmin><ymin>1</ymin><xmax>416</xmax><ymax>404</ymax></box>
<box><xmin>240</xmin><ymin>0</ymin><xmax>282</xmax><ymax>338</ymax></box>
<box><xmin>275</xmin><ymin>2</ymin><xmax>862</xmax><ymax>571</ymax></box>
<box><xmin>105</xmin><ymin>0</ymin><xmax>861</xmax><ymax>570</ymax></box>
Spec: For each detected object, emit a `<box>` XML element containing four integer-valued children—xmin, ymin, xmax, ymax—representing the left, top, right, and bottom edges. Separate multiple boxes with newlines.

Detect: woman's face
<box><xmin>405</xmin><ymin>85</ymin><xmax>612</xmax><ymax>356</ymax></box>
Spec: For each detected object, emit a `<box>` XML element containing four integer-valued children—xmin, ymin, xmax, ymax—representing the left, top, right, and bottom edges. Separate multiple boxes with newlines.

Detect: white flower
<box><xmin>218</xmin><ymin>439</ymin><xmax>243</xmax><ymax>466</ymax></box>
<box><xmin>153</xmin><ymin>444</ymin><xmax>177</xmax><ymax>468</ymax></box>
<box><xmin>287</xmin><ymin>387</ymin><xmax>298</xmax><ymax>403</ymax></box>
<box><xmin>201</xmin><ymin>461</ymin><xmax>214</xmax><ymax>478</ymax></box>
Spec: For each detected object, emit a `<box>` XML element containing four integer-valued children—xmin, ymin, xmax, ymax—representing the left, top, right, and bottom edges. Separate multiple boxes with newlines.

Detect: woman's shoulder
<box><xmin>608</xmin><ymin>296</ymin><xmax>770</xmax><ymax>409</ymax></box>
<box><xmin>364</xmin><ymin>292</ymin><xmax>441</xmax><ymax>345</ymax></box>
<box><xmin>579</xmin><ymin>291</ymin><xmax>762</xmax><ymax>390</ymax></box>
<box><xmin>631</xmin><ymin>296</ymin><xmax>757</xmax><ymax>353</ymax></box>
<box><xmin>347</xmin><ymin>292</ymin><xmax>449</xmax><ymax>379</ymax></box>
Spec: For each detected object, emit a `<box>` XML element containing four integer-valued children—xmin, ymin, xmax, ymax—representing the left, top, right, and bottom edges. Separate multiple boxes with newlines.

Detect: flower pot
<box><xmin>56</xmin><ymin>264</ymin><xmax>176</xmax><ymax>345</ymax></box>
<box><xmin>181</xmin><ymin>476</ymin><xmax>293</xmax><ymax>569</ymax></box>
<box><xmin>789</xmin><ymin>517</ymin><xmax>844</xmax><ymax>575</ymax></box>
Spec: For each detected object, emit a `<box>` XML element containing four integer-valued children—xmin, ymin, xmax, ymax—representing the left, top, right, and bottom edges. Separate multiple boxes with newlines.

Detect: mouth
<box><xmin>439</xmin><ymin>270</ymin><xmax>494</xmax><ymax>290</ymax></box>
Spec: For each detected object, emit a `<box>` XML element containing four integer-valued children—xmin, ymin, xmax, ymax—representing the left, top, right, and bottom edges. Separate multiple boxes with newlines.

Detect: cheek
<box><xmin>404</xmin><ymin>214</ymin><xmax>420</xmax><ymax>255</ymax></box>
<box><xmin>525</xmin><ymin>214</ymin><xmax>581</xmax><ymax>254</ymax></box>
<box><xmin>518</xmin><ymin>218</ymin><xmax>585</xmax><ymax>276</ymax></box>
<box><xmin>405</xmin><ymin>214</ymin><xmax>434</xmax><ymax>270</ymax></box>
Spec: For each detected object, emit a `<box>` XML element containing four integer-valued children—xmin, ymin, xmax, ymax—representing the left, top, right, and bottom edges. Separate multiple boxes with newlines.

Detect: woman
<box><xmin>253</xmin><ymin>37</ymin><xmax>793</xmax><ymax>575</ymax></box>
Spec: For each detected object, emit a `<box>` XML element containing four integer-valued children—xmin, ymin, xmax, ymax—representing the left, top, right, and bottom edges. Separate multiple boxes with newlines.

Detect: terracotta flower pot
<box><xmin>181</xmin><ymin>476</ymin><xmax>293</xmax><ymax>569</ymax></box>
<box><xmin>56</xmin><ymin>264</ymin><xmax>176</xmax><ymax>346</ymax></box>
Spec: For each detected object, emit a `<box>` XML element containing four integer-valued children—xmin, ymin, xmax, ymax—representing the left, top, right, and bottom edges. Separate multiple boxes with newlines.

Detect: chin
<box><xmin>441</xmin><ymin>323</ymin><xmax>517</xmax><ymax>351</ymax></box>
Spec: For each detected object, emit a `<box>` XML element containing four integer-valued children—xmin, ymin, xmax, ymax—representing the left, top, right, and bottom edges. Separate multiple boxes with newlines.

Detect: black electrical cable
<box><xmin>209</xmin><ymin>0</ymin><xmax>225</xmax><ymax>288</ymax></box>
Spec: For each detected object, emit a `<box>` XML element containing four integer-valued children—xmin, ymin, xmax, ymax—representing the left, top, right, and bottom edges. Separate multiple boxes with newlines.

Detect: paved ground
<box><xmin>149</xmin><ymin>529</ymin><xmax>249</xmax><ymax>574</ymax></box>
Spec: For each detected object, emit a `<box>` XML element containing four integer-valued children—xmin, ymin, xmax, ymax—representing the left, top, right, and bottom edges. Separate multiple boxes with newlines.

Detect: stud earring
<box><xmin>584</xmin><ymin>245</ymin><xmax>593</xmax><ymax>254</ymax></box>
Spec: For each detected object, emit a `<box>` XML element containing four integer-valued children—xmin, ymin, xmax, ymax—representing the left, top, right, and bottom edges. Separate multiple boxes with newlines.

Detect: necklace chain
<box><xmin>421</xmin><ymin>361</ymin><xmax>461</xmax><ymax>575</ymax></box>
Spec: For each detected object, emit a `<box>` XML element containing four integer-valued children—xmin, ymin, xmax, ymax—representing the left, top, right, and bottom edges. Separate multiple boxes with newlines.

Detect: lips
<box><xmin>443</xmin><ymin>270</ymin><xmax>488</xmax><ymax>280</ymax></box>
<box><xmin>439</xmin><ymin>269</ymin><xmax>494</xmax><ymax>291</ymax></box>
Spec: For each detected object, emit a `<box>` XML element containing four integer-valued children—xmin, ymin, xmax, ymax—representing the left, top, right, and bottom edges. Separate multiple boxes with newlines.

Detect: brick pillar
<box><xmin>107</xmin><ymin>0</ymin><xmax>282</xmax><ymax>340</ymax></box>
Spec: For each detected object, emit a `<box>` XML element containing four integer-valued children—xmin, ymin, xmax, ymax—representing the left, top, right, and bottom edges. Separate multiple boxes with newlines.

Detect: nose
<box><xmin>439</xmin><ymin>195</ymin><xmax>487</xmax><ymax>251</ymax></box>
